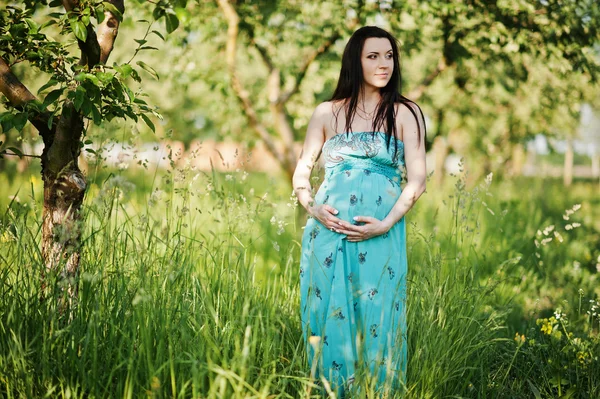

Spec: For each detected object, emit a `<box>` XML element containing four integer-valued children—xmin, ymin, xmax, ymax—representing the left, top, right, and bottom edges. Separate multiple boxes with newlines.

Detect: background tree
<box><xmin>386</xmin><ymin>0</ymin><xmax>600</xmax><ymax>183</ymax></box>
<box><xmin>0</xmin><ymin>0</ymin><xmax>183</xmax><ymax>299</ymax></box>
<box><xmin>181</xmin><ymin>0</ymin><xmax>600</xmax><ymax>183</ymax></box>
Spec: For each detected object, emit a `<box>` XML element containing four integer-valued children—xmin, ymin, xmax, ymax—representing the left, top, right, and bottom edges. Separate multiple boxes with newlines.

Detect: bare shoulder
<box><xmin>394</xmin><ymin>101</ymin><xmax>422</xmax><ymax>121</ymax></box>
<box><xmin>313</xmin><ymin>101</ymin><xmax>336</xmax><ymax>117</ymax></box>
<box><xmin>394</xmin><ymin>101</ymin><xmax>424</xmax><ymax>141</ymax></box>
<box><xmin>311</xmin><ymin>101</ymin><xmax>340</xmax><ymax>135</ymax></box>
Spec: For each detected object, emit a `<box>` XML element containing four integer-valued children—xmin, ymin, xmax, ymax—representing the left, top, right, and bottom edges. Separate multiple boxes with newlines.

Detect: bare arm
<box><xmin>381</xmin><ymin>102</ymin><xmax>427</xmax><ymax>227</ymax></box>
<box><xmin>292</xmin><ymin>103</ymin><xmax>329</xmax><ymax>215</ymax></box>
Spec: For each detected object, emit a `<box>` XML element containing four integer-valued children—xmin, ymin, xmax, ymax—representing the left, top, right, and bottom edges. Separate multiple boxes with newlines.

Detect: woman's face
<box><xmin>360</xmin><ymin>37</ymin><xmax>394</xmax><ymax>90</ymax></box>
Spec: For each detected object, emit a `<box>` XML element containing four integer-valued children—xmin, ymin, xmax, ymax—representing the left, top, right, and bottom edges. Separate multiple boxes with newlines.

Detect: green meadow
<box><xmin>0</xmin><ymin>159</ymin><xmax>598</xmax><ymax>398</ymax></box>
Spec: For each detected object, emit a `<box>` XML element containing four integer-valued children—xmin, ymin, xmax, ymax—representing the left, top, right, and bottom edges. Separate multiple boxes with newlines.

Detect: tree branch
<box><xmin>278</xmin><ymin>31</ymin><xmax>341</xmax><ymax>105</ymax></box>
<box><xmin>217</xmin><ymin>0</ymin><xmax>288</xmax><ymax>169</ymax></box>
<box><xmin>248</xmin><ymin>36</ymin><xmax>275</xmax><ymax>72</ymax></box>
<box><xmin>47</xmin><ymin>101</ymin><xmax>83</xmax><ymax>174</ymax></box>
<box><xmin>79</xmin><ymin>28</ymin><xmax>101</xmax><ymax>67</ymax></box>
<box><xmin>63</xmin><ymin>0</ymin><xmax>123</xmax><ymax>67</ymax></box>
<box><xmin>97</xmin><ymin>0</ymin><xmax>124</xmax><ymax>64</ymax></box>
<box><xmin>406</xmin><ymin>57</ymin><xmax>448</xmax><ymax>101</ymax></box>
<box><xmin>0</xmin><ymin>57</ymin><xmax>55</xmax><ymax>141</ymax></box>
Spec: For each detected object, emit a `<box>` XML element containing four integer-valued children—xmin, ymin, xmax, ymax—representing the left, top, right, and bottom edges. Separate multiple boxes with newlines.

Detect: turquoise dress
<box><xmin>299</xmin><ymin>131</ymin><xmax>408</xmax><ymax>395</ymax></box>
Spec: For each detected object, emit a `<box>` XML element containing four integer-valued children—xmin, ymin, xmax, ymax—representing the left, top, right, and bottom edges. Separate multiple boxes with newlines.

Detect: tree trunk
<box><xmin>510</xmin><ymin>143</ymin><xmax>525</xmax><ymax>177</ymax></box>
<box><xmin>40</xmin><ymin>169</ymin><xmax>86</xmax><ymax>297</ymax></box>
<box><xmin>39</xmin><ymin>104</ymin><xmax>87</xmax><ymax>301</ymax></box>
<box><xmin>563</xmin><ymin>138</ymin><xmax>573</xmax><ymax>187</ymax></box>
<box><xmin>1</xmin><ymin>1</ymin><xmax>123</xmax><ymax>306</ymax></box>
<box><xmin>432</xmin><ymin>135</ymin><xmax>448</xmax><ymax>186</ymax></box>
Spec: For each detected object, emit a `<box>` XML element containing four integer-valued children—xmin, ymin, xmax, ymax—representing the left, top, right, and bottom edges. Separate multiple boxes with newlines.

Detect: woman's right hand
<box><xmin>309</xmin><ymin>204</ymin><xmax>344</xmax><ymax>233</ymax></box>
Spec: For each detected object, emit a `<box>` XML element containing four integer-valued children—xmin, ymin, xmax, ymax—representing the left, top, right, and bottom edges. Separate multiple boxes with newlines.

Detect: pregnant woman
<box><xmin>292</xmin><ymin>26</ymin><xmax>427</xmax><ymax>397</ymax></box>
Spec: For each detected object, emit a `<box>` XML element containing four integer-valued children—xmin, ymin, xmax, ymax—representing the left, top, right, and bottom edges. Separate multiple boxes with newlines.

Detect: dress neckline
<box><xmin>323</xmin><ymin>131</ymin><xmax>404</xmax><ymax>148</ymax></box>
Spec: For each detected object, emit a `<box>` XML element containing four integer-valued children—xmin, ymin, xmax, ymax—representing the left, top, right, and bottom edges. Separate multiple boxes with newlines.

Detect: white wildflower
<box><xmin>553</xmin><ymin>231</ymin><xmax>563</xmax><ymax>243</ymax></box>
<box><xmin>542</xmin><ymin>225</ymin><xmax>555</xmax><ymax>236</ymax></box>
<box><xmin>485</xmin><ymin>173</ymin><xmax>493</xmax><ymax>187</ymax></box>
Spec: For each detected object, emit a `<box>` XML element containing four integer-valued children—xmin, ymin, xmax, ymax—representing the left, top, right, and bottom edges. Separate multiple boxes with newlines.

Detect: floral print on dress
<box><xmin>370</xmin><ymin>324</ymin><xmax>379</xmax><ymax>338</ymax></box>
<box><xmin>333</xmin><ymin>308</ymin><xmax>345</xmax><ymax>320</ymax></box>
<box><xmin>368</xmin><ymin>288</ymin><xmax>378</xmax><ymax>300</ymax></box>
<box><xmin>309</xmin><ymin>225</ymin><xmax>320</xmax><ymax>243</ymax></box>
<box><xmin>358</xmin><ymin>251</ymin><xmax>367</xmax><ymax>264</ymax></box>
<box><xmin>324</xmin><ymin>253</ymin><xmax>333</xmax><ymax>268</ymax></box>
<box><xmin>388</xmin><ymin>267</ymin><xmax>395</xmax><ymax>280</ymax></box>
<box><xmin>300</xmin><ymin>130</ymin><xmax>408</xmax><ymax>392</ymax></box>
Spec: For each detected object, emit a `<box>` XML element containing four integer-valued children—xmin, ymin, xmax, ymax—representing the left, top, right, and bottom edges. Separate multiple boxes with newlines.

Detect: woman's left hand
<box><xmin>334</xmin><ymin>216</ymin><xmax>392</xmax><ymax>242</ymax></box>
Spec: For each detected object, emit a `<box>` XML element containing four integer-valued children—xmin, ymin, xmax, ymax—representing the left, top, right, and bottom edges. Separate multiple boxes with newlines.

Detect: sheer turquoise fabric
<box><xmin>299</xmin><ymin>131</ymin><xmax>408</xmax><ymax>395</ymax></box>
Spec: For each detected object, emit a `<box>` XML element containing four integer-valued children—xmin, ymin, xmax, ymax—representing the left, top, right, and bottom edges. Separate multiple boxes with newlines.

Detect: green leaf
<box><xmin>526</xmin><ymin>379</ymin><xmax>542</xmax><ymax>399</ymax></box>
<box><xmin>94</xmin><ymin>6</ymin><xmax>106</xmax><ymax>23</ymax></box>
<box><xmin>74</xmin><ymin>86</ymin><xmax>87</xmax><ymax>111</ymax></box>
<box><xmin>165</xmin><ymin>12</ymin><xmax>179</xmax><ymax>34</ymax></box>
<box><xmin>103</xmin><ymin>2</ymin><xmax>123</xmax><ymax>21</ymax></box>
<box><xmin>141</xmin><ymin>114</ymin><xmax>155</xmax><ymax>133</ymax></box>
<box><xmin>71</xmin><ymin>19</ymin><xmax>87</xmax><ymax>42</ymax></box>
<box><xmin>43</xmin><ymin>88</ymin><xmax>63</xmax><ymax>107</ymax></box>
<box><xmin>97</xmin><ymin>72</ymin><xmax>115</xmax><ymax>84</ymax></box>
<box><xmin>151</xmin><ymin>30</ymin><xmax>165</xmax><ymax>41</ymax></box>
<box><xmin>115</xmin><ymin>64</ymin><xmax>133</xmax><ymax>78</ymax></box>
<box><xmin>136</xmin><ymin>61</ymin><xmax>159</xmax><ymax>80</ymax></box>
<box><xmin>91</xmin><ymin>104</ymin><xmax>102</xmax><ymax>125</ymax></box>
<box><xmin>25</xmin><ymin>18</ymin><xmax>39</xmax><ymax>34</ymax></box>
<box><xmin>38</xmin><ymin>79</ymin><xmax>59</xmax><ymax>94</ymax></box>
<box><xmin>152</xmin><ymin>6</ymin><xmax>165</xmax><ymax>21</ymax></box>
<box><xmin>82</xmin><ymin>73</ymin><xmax>101</xmax><ymax>86</ymax></box>
<box><xmin>81</xmin><ymin>14</ymin><xmax>90</xmax><ymax>27</ymax></box>
<box><xmin>47</xmin><ymin>112</ymin><xmax>55</xmax><ymax>130</ymax></box>
<box><xmin>7</xmin><ymin>147</ymin><xmax>23</xmax><ymax>159</ymax></box>
<box><xmin>0</xmin><ymin>113</ymin><xmax>13</xmax><ymax>133</ymax></box>
<box><xmin>140</xmin><ymin>46</ymin><xmax>159</xmax><ymax>51</ymax></box>
<box><xmin>134</xmin><ymin>39</ymin><xmax>147</xmax><ymax>45</ymax></box>
<box><xmin>13</xmin><ymin>113</ymin><xmax>28</xmax><ymax>132</ymax></box>
<box><xmin>130</xmin><ymin>69</ymin><xmax>141</xmax><ymax>83</ymax></box>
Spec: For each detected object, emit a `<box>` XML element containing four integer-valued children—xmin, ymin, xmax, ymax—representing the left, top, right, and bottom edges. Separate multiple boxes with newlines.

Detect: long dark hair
<box><xmin>329</xmin><ymin>26</ymin><xmax>425</xmax><ymax>160</ymax></box>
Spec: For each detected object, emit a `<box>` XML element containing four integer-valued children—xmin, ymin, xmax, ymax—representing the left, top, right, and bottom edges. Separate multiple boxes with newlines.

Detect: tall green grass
<box><xmin>0</xmin><ymin>161</ymin><xmax>598</xmax><ymax>398</ymax></box>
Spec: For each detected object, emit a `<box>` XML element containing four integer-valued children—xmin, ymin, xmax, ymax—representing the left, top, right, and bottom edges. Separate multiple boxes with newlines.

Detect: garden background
<box><xmin>1</xmin><ymin>1</ymin><xmax>599</xmax><ymax>397</ymax></box>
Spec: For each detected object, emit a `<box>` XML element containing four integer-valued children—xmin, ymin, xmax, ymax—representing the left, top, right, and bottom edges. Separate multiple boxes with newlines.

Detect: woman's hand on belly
<box><xmin>309</xmin><ymin>204</ymin><xmax>348</xmax><ymax>233</ymax></box>
<box><xmin>334</xmin><ymin>216</ymin><xmax>392</xmax><ymax>242</ymax></box>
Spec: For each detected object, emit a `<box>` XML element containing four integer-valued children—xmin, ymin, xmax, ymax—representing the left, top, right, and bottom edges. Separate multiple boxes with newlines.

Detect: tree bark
<box><xmin>432</xmin><ymin>135</ymin><xmax>448</xmax><ymax>187</ymax></box>
<box><xmin>0</xmin><ymin>1</ymin><xmax>123</xmax><ymax>303</ymax></box>
<box><xmin>564</xmin><ymin>138</ymin><xmax>573</xmax><ymax>187</ymax></box>
<box><xmin>217</xmin><ymin>0</ymin><xmax>358</xmax><ymax>181</ymax></box>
